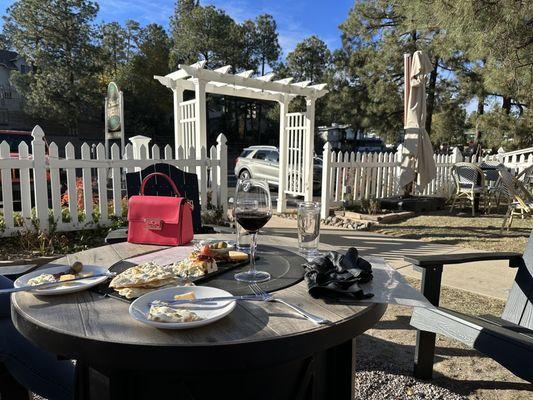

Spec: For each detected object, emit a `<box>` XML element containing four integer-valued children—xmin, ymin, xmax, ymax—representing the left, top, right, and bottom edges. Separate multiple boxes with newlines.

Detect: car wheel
<box><xmin>239</xmin><ymin>169</ymin><xmax>251</xmax><ymax>180</ymax></box>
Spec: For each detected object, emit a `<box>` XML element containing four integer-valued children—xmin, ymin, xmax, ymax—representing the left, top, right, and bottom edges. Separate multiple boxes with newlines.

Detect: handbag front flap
<box><xmin>128</xmin><ymin>195</ymin><xmax>184</xmax><ymax>226</ymax></box>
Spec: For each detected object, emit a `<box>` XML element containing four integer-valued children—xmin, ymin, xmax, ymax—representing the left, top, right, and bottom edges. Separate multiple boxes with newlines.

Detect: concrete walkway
<box><xmin>264</xmin><ymin>216</ymin><xmax>515</xmax><ymax>301</ymax></box>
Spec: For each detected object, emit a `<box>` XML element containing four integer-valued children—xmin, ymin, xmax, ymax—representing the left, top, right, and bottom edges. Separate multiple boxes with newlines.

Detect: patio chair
<box><xmin>479</xmin><ymin>162</ymin><xmax>509</xmax><ymax>211</ymax></box>
<box><xmin>406</xmin><ymin>229</ymin><xmax>533</xmax><ymax>382</ymax></box>
<box><xmin>105</xmin><ymin>163</ymin><xmax>206</xmax><ymax>244</ymax></box>
<box><xmin>498</xmin><ymin>168</ymin><xmax>533</xmax><ymax>232</ymax></box>
<box><xmin>450</xmin><ymin>162</ymin><xmax>489</xmax><ymax>216</ymax></box>
<box><xmin>517</xmin><ymin>165</ymin><xmax>533</xmax><ymax>191</ymax></box>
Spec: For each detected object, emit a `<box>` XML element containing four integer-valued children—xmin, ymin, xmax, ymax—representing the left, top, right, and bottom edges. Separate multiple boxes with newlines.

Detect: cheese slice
<box><xmin>229</xmin><ymin>251</ymin><xmax>249</xmax><ymax>262</ymax></box>
<box><xmin>173</xmin><ymin>291</ymin><xmax>196</xmax><ymax>301</ymax></box>
<box><xmin>59</xmin><ymin>274</ymin><xmax>76</xmax><ymax>282</ymax></box>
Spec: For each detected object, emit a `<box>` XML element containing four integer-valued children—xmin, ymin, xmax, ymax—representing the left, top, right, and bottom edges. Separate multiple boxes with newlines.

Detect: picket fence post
<box><xmin>395</xmin><ymin>144</ymin><xmax>404</xmax><ymax>195</ymax></box>
<box><xmin>0</xmin><ymin>141</ymin><xmax>14</xmax><ymax>231</ymax></box>
<box><xmin>321</xmin><ymin>142</ymin><xmax>332</xmax><ymax>220</ymax></box>
<box><xmin>31</xmin><ymin>126</ymin><xmax>49</xmax><ymax>232</ymax></box>
<box><xmin>216</xmin><ymin>133</ymin><xmax>228</xmax><ymax>214</ymax></box>
<box><xmin>451</xmin><ymin>147</ymin><xmax>463</xmax><ymax>163</ymax></box>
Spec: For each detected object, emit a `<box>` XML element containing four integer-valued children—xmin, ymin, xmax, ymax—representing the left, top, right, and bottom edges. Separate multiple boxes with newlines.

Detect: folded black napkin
<box><xmin>303</xmin><ymin>248</ymin><xmax>374</xmax><ymax>301</ymax></box>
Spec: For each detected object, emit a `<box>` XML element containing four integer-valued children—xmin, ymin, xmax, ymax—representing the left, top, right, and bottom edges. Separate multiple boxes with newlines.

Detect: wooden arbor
<box><xmin>155</xmin><ymin>61</ymin><xmax>328</xmax><ymax>211</ymax></box>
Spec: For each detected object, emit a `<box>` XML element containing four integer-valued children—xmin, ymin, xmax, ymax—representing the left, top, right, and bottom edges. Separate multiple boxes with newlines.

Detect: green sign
<box><xmin>106</xmin><ymin>82</ymin><xmax>121</xmax><ymax>133</ymax></box>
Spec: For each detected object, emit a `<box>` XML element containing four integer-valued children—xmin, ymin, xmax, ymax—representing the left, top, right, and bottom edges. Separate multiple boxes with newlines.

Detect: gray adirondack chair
<box><xmin>406</xmin><ymin>230</ymin><xmax>533</xmax><ymax>382</ymax></box>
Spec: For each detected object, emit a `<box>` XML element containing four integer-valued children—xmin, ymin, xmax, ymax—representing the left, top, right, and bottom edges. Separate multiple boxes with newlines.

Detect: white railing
<box><xmin>320</xmin><ymin>142</ymin><xmax>462</xmax><ymax>218</ymax></box>
<box><xmin>468</xmin><ymin>147</ymin><xmax>533</xmax><ymax>174</ymax></box>
<box><xmin>0</xmin><ymin>126</ymin><xmax>228</xmax><ymax>237</ymax></box>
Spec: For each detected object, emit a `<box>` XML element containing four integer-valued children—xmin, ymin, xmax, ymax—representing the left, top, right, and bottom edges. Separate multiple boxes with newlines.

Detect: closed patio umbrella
<box><xmin>399</xmin><ymin>51</ymin><xmax>437</xmax><ymax>191</ymax></box>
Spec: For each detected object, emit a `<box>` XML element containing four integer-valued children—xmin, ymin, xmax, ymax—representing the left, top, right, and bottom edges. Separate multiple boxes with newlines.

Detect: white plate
<box><xmin>129</xmin><ymin>286</ymin><xmax>236</xmax><ymax>330</ymax></box>
<box><xmin>14</xmin><ymin>265</ymin><xmax>110</xmax><ymax>295</ymax></box>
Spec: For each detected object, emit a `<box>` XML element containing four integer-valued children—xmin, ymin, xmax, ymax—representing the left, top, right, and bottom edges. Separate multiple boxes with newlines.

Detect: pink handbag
<box><xmin>127</xmin><ymin>172</ymin><xmax>194</xmax><ymax>246</ymax></box>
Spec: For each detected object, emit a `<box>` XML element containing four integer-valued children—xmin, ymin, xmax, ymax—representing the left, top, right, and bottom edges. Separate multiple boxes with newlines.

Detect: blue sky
<box><xmin>0</xmin><ymin>0</ymin><xmax>355</xmax><ymax>56</ymax></box>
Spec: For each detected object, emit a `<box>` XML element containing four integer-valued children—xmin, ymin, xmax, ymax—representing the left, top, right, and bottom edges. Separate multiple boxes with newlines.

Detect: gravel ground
<box><xmin>354</xmin><ymin>369</ymin><xmax>467</xmax><ymax>400</ymax></box>
<box><xmin>353</xmin><ymin>278</ymin><xmax>533</xmax><ymax>400</ymax></box>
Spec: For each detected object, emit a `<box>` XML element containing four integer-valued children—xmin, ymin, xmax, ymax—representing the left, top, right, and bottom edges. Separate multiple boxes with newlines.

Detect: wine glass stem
<box><xmin>250</xmin><ymin>232</ymin><xmax>257</xmax><ymax>274</ymax></box>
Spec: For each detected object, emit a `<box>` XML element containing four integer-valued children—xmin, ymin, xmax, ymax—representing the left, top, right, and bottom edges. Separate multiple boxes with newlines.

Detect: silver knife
<box><xmin>151</xmin><ymin>294</ymin><xmax>268</xmax><ymax>306</ymax></box>
<box><xmin>1</xmin><ymin>272</ymin><xmax>116</xmax><ymax>294</ymax></box>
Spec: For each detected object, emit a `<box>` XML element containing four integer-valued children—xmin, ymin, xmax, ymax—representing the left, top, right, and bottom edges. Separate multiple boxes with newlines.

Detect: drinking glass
<box><xmin>234</xmin><ymin>179</ymin><xmax>272</xmax><ymax>283</ymax></box>
<box><xmin>235</xmin><ymin>222</ymin><xmax>251</xmax><ymax>253</ymax></box>
<box><xmin>297</xmin><ymin>201</ymin><xmax>321</xmax><ymax>258</ymax></box>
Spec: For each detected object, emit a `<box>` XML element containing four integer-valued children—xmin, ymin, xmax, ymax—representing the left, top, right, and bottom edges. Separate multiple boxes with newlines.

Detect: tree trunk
<box><xmin>502</xmin><ymin>96</ymin><xmax>512</xmax><ymax>114</ymax></box>
<box><xmin>474</xmin><ymin>95</ymin><xmax>485</xmax><ymax>157</ymax></box>
<box><xmin>425</xmin><ymin>56</ymin><xmax>439</xmax><ymax>136</ymax></box>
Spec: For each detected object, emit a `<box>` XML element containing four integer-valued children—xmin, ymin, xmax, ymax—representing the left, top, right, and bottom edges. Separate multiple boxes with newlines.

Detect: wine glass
<box><xmin>234</xmin><ymin>179</ymin><xmax>272</xmax><ymax>283</ymax></box>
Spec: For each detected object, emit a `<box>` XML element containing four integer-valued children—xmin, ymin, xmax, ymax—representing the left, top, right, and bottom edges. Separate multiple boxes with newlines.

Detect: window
<box><xmin>253</xmin><ymin>150</ymin><xmax>269</xmax><ymax>160</ymax></box>
<box><xmin>239</xmin><ymin>149</ymin><xmax>253</xmax><ymax>158</ymax></box>
<box><xmin>265</xmin><ymin>151</ymin><xmax>279</xmax><ymax>163</ymax></box>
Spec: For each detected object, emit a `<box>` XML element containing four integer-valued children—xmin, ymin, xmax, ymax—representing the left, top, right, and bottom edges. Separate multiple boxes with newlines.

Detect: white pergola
<box><xmin>155</xmin><ymin>61</ymin><xmax>327</xmax><ymax>212</ymax></box>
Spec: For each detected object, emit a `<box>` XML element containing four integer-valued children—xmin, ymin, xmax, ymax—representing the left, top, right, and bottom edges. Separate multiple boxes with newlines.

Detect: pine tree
<box><xmin>3</xmin><ymin>0</ymin><xmax>101</xmax><ymax>134</ymax></box>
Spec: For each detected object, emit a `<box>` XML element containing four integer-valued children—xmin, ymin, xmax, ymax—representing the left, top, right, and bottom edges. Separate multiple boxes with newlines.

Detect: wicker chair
<box><xmin>498</xmin><ymin>168</ymin><xmax>533</xmax><ymax>232</ymax></box>
<box><xmin>450</xmin><ymin>162</ymin><xmax>488</xmax><ymax>216</ymax></box>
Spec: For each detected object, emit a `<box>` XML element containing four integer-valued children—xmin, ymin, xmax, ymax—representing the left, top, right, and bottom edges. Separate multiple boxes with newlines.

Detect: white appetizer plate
<box><xmin>14</xmin><ymin>265</ymin><xmax>110</xmax><ymax>295</ymax></box>
<box><xmin>130</xmin><ymin>286</ymin><xmax>236</xmax><ymax>330</ymax></box>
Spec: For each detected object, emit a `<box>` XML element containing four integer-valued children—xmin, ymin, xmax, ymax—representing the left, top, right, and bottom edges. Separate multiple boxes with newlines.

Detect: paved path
<box><xmin>263</xmin><ymin>216</ymin><xmax>515</xmax><ymax>301</ymax></box>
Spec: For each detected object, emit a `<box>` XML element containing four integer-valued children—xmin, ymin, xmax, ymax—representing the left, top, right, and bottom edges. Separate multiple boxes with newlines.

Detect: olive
<box><xmin>71</xmin><ymin>261</ymin><xmax>83</xmax><ymax>274</ymax></box>
<box><xmin>219</xmin><ymin>241</ymin><xmax>228</xmax><ymax>249</ymax></box>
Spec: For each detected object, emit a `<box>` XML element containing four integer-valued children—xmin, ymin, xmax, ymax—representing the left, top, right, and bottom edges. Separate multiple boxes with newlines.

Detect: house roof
<box><xmin>0</xmin><ymin>50</ymin><xmax>19</xmax><ymax>69</ymax></box>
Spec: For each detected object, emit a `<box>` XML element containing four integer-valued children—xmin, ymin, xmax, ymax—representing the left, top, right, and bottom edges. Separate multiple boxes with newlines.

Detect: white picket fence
<box><xmin>320</xmin><ymin>143</ymin><xmax>462</xmax><ymax>218</ymax></box>
<box><xmin>0</xmin><ymin>126</ymin><xmax>228</xmax><ymax>237</ymax></box>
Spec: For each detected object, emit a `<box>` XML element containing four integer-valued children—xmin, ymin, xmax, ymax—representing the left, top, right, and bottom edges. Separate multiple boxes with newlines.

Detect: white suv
<box><xmin>234</xmin><ymin>145</ymin><xmax>322</xmax><ymax>191</ymax></box>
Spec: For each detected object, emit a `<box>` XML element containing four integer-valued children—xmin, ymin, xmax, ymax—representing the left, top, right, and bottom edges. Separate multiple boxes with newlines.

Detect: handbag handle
<box><xmin>140</xmin><ymin>172</ymin><xmax>182</xmax><ymax>197</ymax></box>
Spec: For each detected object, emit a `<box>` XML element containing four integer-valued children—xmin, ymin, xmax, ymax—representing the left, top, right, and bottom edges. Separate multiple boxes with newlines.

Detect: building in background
<box><xmin>317</xmin><ymin>123</ymin><xmax>388</xmax><ymax>153</ymax></box>
<box><xmin>0</xmin><ymin>49</ymin><xmax>32</xmax><ymax>131</ymax></box>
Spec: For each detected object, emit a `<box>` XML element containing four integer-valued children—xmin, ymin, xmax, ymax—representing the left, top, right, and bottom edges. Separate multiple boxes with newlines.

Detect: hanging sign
<box><xmin>106</xmin><ymin>82</ymin><xmax>122</xmax><ymax>139</ymax></box>
<box><xmin>104</xmin><ymin>82</ymin><xmax>124</xmax><ymax>155</ymax></box>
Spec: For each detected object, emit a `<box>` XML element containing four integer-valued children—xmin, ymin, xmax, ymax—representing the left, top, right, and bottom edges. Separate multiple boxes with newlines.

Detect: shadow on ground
<box><xmin>356</xmin><ymin>306</ymin><xmax>532</xmax><ymax>399</ymax></box>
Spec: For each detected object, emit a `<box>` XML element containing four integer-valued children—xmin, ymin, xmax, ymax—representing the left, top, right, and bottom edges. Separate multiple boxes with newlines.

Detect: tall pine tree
<box><xmin>3</xmin><ymin>0</ymin><xmax>101</xmax><ymax>134</ymax></box>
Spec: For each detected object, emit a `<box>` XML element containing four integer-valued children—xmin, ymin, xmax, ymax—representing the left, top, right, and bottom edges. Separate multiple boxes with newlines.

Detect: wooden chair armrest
<box><xmin>404</xmin><ymin>252</ymin><xmax>523</xmax><ymax>268</ymax></box>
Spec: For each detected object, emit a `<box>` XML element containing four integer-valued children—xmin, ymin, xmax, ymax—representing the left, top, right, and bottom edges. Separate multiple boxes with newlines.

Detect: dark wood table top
<box><xmin>11</xmin><ymin>234</ymin><xmax>386</xmax><ymax>370</ymax></box>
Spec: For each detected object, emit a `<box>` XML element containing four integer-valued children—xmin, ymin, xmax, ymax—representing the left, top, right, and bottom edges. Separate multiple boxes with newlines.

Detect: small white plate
<box><xmin>129</xmin><ymin>286</ymin><xmax>236</xmax><ymax>330</ymax></box>
<box><xmin>14</xmin><ymin>265</ymin><xmax>110</xmax><ymax>295</ymax></box>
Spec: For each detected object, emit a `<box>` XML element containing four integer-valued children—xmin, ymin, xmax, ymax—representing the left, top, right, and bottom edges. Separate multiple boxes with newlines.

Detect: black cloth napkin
<box><xmin>303</xmin><ymin>247</ymin><xmax>374</xmax><ymax>301</ymax></box>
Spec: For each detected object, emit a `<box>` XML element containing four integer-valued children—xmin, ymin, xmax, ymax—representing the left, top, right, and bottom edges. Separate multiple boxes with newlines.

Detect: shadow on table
<box><xmin>262</xmin><ymin>227</ymin><xmax>460</xmax><ymax>262</ymax></box>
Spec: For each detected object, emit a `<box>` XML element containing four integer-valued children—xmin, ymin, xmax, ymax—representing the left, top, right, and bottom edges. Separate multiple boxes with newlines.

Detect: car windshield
<box><xmin>0</xmin><ymin>133</ymin><xmax>32</xmax><ymax>152</ymax></box>
<box><xmin>239</xmin><ymin>149</ymin><xmax>253</xmax><ymax>158</ymax></box>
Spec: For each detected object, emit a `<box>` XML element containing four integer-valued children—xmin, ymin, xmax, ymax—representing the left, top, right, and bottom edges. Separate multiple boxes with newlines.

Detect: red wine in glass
<box><xmin>234</xmin><ymin>179</ymin><xmax>272</xmax><ymax>283</ymax></box>
<box><xmin>236</xmin><ymin>211</ymin><xmax>271</xmax><ymax>233</ymax></box>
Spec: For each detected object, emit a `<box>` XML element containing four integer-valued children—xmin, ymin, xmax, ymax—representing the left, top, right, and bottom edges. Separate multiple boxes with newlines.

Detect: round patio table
<box><xmin>11</xmin><ymin>234</ymin><xmax>386</xmax><ymax>400</ymax></box>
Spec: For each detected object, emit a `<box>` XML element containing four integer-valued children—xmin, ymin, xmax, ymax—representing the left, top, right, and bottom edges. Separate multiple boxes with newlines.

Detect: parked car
<box><xmin>234</xmin><ymin>145</ymin><xmax>322</xmax><ymax>193</ymax></box>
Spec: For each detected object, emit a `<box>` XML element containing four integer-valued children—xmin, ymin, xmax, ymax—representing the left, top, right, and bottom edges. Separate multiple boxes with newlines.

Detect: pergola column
<box><xmin>277</xmin><ymin>96</ymin><xmax>289</xmax><ymax>213</ymax></box>
<box><xmin>172</xmin><ymin>82</ymin><xmax>184</xmax><ymax>155</ymax></box>
<box><xmin>304</xmin><ymin>96</ymin><xmax>316</xmax><ymax>201</ymax></box>
<box><xmin>192</xmin><ymin>77</ymin><xmax>207</xmax><ymax>159</ymax></box>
